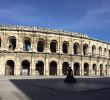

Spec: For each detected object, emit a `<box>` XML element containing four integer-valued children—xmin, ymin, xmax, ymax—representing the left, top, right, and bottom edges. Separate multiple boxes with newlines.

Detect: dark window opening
<box><xmin>62</xmin><ymin>62</ymin><xmax>69</xmax><ymax>75</ymax></box>
<box><xmin>74</xmin><ymin>43</ymin><xmax>79</xmax><ymax>54</ymax></box>
<box><xmin>36</xmin><ymin>61</ymin><xmax>44</xmax><ymax>75</ymax></box>
<box><xmin>37</xmin><ymin>40</ymin><xmax>45</xmax><ymax>52</ymax></box>
<box><xmin>50</xmin><ymin>41</ymin><xmax>57</xmax><ymax>53</ymax></box>
<box><xmin>83</xmin><ymin>44</ymin><xmax>88</xmax><ymax>55</ymax></box>
<box><xmin>62</xmin><ymin>42</ymin><xmax>68</xmax><ymax>53</ymax></box>
<box><xmin>100</xmin><ymin>64</ymin><xmax>103</xmax><ymax>76</ymax></box>
<box><xmin>8</xmin><ymin>37</ymin><xmax>16</xmax><ymax>51</ymax></box>
<box><xmin>99</xmin><ymin>47</ymin><xmax>102</xmax><ymax>56</ymax></box>
<box><xmin>0</xmin><ymin>38</ymin><xmax>1</xmax><ymax>47</ymax></box>
<box><xmin>21</xmin><ymin>60</ymin><xmax>30</xmax><ymax>75</ymax></box>
<box><xmin>5</xmin><ymin>60</ymin><xmax>14</xmax><ymax>75</ymax></box>
<box><xmin>92</xmin><ymin>45</ymin><xmax>96</xmax><ymax>55</ymax></box>
<box><xmin>93</xmin><ymin>64</ymin><xmax>97</xmax><ymax>75</ymax></box>
<box><xmin>109</xmin><ymin>50</ymin><xmax>110</xmax><ymax>58</ymax></box>
<box><xmin>74</xmin><ymin>63</ymin><xmax>80</xmax><ymax>76</ymax></box>
<box><xmin>49</xmin><ymin>61</ymin><xmax>57</xmax><ymax>75</ymax></box>
<box><xmin>84</xmin><ymin>63</ymin><xmax>89</xmax><ymax>76</ymax></box>
<box><xmin>23</xmin><ymin>39</ymin><xmax>31</xmax><ymax>51</ymax></box>
<box><xmin>104</xmin><ymin>48</ymin><xmax>107</xmax><ymax>56</ymax></box>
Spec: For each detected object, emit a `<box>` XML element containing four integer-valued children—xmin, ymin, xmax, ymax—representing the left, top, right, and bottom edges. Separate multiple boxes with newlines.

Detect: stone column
<box><xmin>80</xmin><ymin>57</ymin><xmax>84</xmax><ymax>76</ymax></box>
<box><xmin>59</xmin><ymin>58</ymin><xmax>63</xmax><ymax>76</ymax></box>
<box><xmin>46</xmin><ymin>35</ymin><xmax>50</xmax><ymax>53</ymax></box>
<box><xmin>59</xmin><ymin>35</ymin><xmax>62</xmax><ymax>54</ymax></box>
<box><xmin>19</xmin><ymin>34</ymin><xmax>23</xmax><ymax>51</ymax></box>
<box><xmin>69</xmin><ymin>38</ymin><xmax>73</xmax><ymax>54</ymax></box>
<box><xmin>31</xmin><ymin>56</ymin><xmax>36</xmax><ymax>76</ymax></box>
<box><xmin>97</xmin><ymin>62</ymin><xmax>100</xmax><ymax>76</ymax></box>
<box><xmin>44</xmin><ymin>62</ymin><xmax>46</xmax><ymax>76</ymax></box>
<box><xmin>0</xmin><ymin>54</ymin><xmax>5</xmax><ymax>75</ymax></box>
<box><xmin>32</xmin><ymin>34</ymin><xmax>36</xmax><ymax>52</ymax></box>
<box><xmin>15</xmin><ymin>54</ymin><xmax>21</xmax><ymax>75</ymax></box>
<box><xmin>45</xmin><ymin>56</ymin><xmax>49</xmax><ymax>76</ymax></box>
<box><xmin>89</xmin><ymin>58</ymin><xmax>92</xmax><ymax>76</ymax></box>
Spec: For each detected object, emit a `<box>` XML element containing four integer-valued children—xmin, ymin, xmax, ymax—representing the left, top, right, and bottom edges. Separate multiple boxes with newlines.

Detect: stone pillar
<box><xmin>44</xmin><ymin>62</ymin><xmax>46</xmax><ymax>76</ymax></box>
<box><xmin>45</xmin><ymin>56</ymin><xmax>49</xmax><ymax>76</ymax></box>
<box><xmin>80</xmin><ymin>57</ymin><xmax>84</xmax><ymax>76</ymax></box>
<box><xmin>31</xmin><ymin>56</ymin><xmax>36</xmax><ymax>76</ymax></box>
<box><xmin>59</xmin><ymin>57</ymin><xmax>63</xmax><ymax>76</ymax></box>
<box><xmin>89</xmin><ymin>59</ymin><xmax>92</xmax><ymax>76</ymax></box>
<box><xmin>32</xmin><ymin>35</ymin><xmax>36</xmax><ymax>52</ymax></box>
<box><xmin>97</xmin><ymin>62</ymin><xmax>100</xmax><ymax>76</ymax></box>
<box><xmin>19</xmin><ymin>34</ymin><xmax>23</xmax><ymax>51</ymax></box>
<box><xmin>69</xmin><ymin>38</ymin><xmax>73</xmax><ymax>54</ymax></box>
<box><xmin>0</xmin><ymin>54</ymin><xmax>5</xmax><ymax>75</ymax></box>
<box><xmin>15</xmin><ymin>54</ymin><xmax>21</xmax><ymax>75</ymax></box>
<box><xmin>59</xmin><ymin>35</ymin><xmax>62</xmax><ymax>54</ymax></box>
<box><xmin>15</xmin><ymin>32</ymin><xmax>20</xmax><ymax>51</ymax></box>
<box><xmin>57</xmin><ymin>63</ymin><xmax>60</xmax><ymax>76</ymax></box>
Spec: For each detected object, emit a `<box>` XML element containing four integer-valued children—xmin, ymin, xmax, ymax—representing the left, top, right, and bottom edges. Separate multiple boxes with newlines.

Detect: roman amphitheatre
<box><xmin>0</xmin><ymin>25</ymin><xmax>110</xmax><ymax>76</ymax></box>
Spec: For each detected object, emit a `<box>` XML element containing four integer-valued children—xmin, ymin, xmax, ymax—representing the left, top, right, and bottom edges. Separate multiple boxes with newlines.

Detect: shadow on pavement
<box><xmin>9</xmin><ymin>77</ymin><xmax>110</xmax><ymax>100</ymax></box>
<box><xmin>10</xmin><ymin>78</ymin><xmax>67</xmax><ymax>100</ymax></box>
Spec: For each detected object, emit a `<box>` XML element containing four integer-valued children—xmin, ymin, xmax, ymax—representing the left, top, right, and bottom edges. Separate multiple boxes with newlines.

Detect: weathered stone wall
<box><xmin>0</xmin><ymin>25</ymin><xmax>110</xmax><ymax>76</ymax></box>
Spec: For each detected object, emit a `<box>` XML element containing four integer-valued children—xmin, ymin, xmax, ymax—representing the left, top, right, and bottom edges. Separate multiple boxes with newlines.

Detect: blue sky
<box><xmin>0</xmin><ymin>0</ymin><xmax>110</xmax><ymax>43</ymax></box>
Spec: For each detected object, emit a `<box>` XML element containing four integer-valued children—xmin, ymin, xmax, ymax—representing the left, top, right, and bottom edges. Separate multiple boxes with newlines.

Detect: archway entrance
<box><xmin>83</xmin><ymin>44</ymin><xmax>88</xmax><ymax>55</ymax></box>
<box><xmin>21</xmin><ymin>60</ymin><xmax>30</xmax><ymax>75</ymax></box>
<box><xmin>37</xmin><ymin>40</ymin><xmax>45</xmax><ymax>52</ymax></box>
<box><xmin>84</xmin><ymin>63</ymin><xmax>89</xmax><ymax>76</ymax></box>
<box><xmin>23</xmin><ymin>39</ymin><xmax>31</xmax><ymax>51</ymax></box>
<box><xmin>49</xmin><ymin>61</ymin><xmax>57</xmax><ymax>75</ymax></box>
<box><xmin>50</xmin><ymin>40</ymin><xmax>57</xmax><ymax>53</ymax></box>
<box><xmin>36</xmin><ymin>61</ymin><xmax>44</xmax><ymax>75</ymax></box>
<box><xmin>105</xmin><ymin>65</ymin><xmax>107</xmax><ymax>75</ymax></box>
<box><xmin>5</xmin><ymin>60</ymin><xmax>15</xmax><ymax>75</ymax></box>
<box><xmin>8</xmin><ymin>37</ymin><xmax>16</xmax><ymax>51</ymax></box>
<box><xmin>74</xmin><ymin>43</ymin><xmax>79</xmax><ymax>54</ymax></box>
<box><xmin>62</xmin><ymin>62</ymin><xmax>69</xmax><ymax>75</ymax></box>
<box><xmin>93</xmin><ymin>64</ymin><xmax>97</xmax><ymax>76</ymax></box>
<box><xmin>74</xmin><ymin>63</ymin><xmax>80</xmax><ymax>76</ymax></box>
<box><xmin>100</xmin><ymin>64</ymin><xmax>103</xmax><ymax>76</ymax></box>
<box><xmin>62</xmin><ymin>42</ymin><xmax>69</xmax><ymax>53</ymax></box>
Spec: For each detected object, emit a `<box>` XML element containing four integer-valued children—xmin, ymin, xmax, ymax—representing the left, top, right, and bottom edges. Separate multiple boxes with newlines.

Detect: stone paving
<box><xmin>0</xmin><ymin>76</ymin><xmax>110</xmax><ymax>100</ymax></box>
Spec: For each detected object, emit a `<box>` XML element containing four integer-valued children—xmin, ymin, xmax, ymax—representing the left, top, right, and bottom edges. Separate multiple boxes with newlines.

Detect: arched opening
<box><xmin>37</xmin><ymin>39</ymin><xmax>45</xmax><ymax>52</ymax></box>
<box><xmin>74</xmin><ymin>43</ymin><xmax>79</xmax><ymax>54</ymax></box>
<box><xmin>109</xmin><ymin>50</ymin><xmax>110</xmax><ymax>58</ymax></box>
<box><xmin>99</xmin><ymin>47</ymin><xmax>102</xmax><ymax>56</ymax></box>
<box><xmin>49</xmin><ymin>61</ymin><xmax>57</xmax><ymax>75</ymax></box>
<box><xmin>105</xmin><ymin>65</ymin><xmax>107</xmax><ymax>75</ymax></box>
<box><xmin>36</xmin><ymin>61</ymin><xmax>44</xmax><ymax>75</ymax></box>
<box><xmin>62</xmin><ymin>42</ymin><xmax>69</xmax><ymax>53</ymax></box>
<box><xmin>8</xmin><ymin>36</ymin><xmax>16</xmax><ymax>51</ymax></box>
<box><xmin>5</xmin><ymin>60</ymin><xmax>15</xmax><ymax>75</ymax></box>
<box><xmin>50</xmin><ymin>40</ymin><xmax>57</xmax><ymax>53</ymax></box>
<box><xmin>74</xmin><ymin>62</ymin><xmax>80</xmax><ymax>76</ymax></box>
<box><xmin>21</xmin><ymin>60</ymin><xmax>30</xmax><ymax>75</ymax></box>
<box><xmin>83</xmin><ymin>44</ymin><xmax>88</xmax><ymax>55</ymax></box>
<box><xmin>23</xmin><ymin>38</ymin><xmax>31</xmax><ymax>51</ymax></box>
<box><xmin>84</xmin><ymin>63</ymin><xmax>89</xmax><ymax>76</ymax></box>
<box><xmin>92</xmin><ymin>45</ymin><xmax>96</xmax><ymax>55</ymax></box>
<box><xmin>62</xmin><ymin>62</ymin><xmax>69</xmax><ymax>75</ymax></box>
<box><xmin>93</xmin><ymin>64</ymin><xmax>97</xmax><ymax>76</ymax></box>
<box><xmin>0</xmin><ymin>37</ymin><xmax>1</xmax><ymax>47</ymax></box>
<box><xmin>100</xmin><ymin>64</ymin><xmax>103</xmax><ymax>76</ymax></box>
<box><xmin>104</xmin><ymin>48</ymin><xmax>107</xmax><ymax>56</ymax></box>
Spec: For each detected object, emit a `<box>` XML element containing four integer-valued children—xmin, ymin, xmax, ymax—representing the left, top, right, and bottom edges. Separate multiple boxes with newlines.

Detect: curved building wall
<box><xmin>0</xmin><ymin>25</ymin><xmax>110</xmax><ymax>76</ymax></box>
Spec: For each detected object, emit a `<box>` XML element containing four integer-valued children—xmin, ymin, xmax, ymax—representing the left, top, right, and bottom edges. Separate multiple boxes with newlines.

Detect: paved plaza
<box><xmin>0</xmin><ymin>76</ymin><xmax>110</xmax><ymax>100</ymax></box>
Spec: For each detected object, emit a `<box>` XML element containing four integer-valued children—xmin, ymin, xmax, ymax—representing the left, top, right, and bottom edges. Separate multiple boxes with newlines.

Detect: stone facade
<box><xmin>0</xmin><ymin>25</ymin><xmax>110</xmax><ymax>76</ymax></box>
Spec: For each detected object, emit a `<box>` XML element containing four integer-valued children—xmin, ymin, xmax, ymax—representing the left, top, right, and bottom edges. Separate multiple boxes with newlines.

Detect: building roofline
<box><xmin>0</xmin><ymin>24</ymin><xmax>109</xmax><ymax>46</ymax></box>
